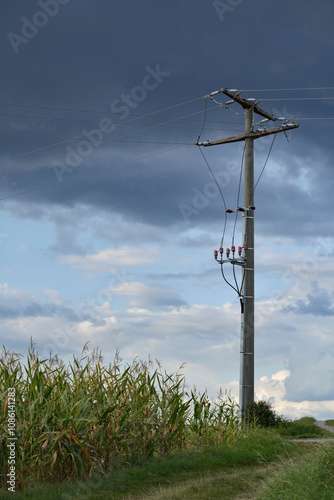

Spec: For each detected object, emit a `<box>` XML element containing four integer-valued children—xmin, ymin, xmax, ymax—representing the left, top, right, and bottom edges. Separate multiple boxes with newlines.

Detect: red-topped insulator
<box><xmin>243</xmin><ymin>244</ymin><xmax>248</xmax><ymax>250</ymax></box>
<box><xmin>238</xmin><ymin>246</ymin><xmax>242</xmax><ymax>256</ymax></box>
<box><xmin>226</xmin><ymin>248</ymin><xmax>230</xmax><ymax>257</ymax></box>
<box><xmin>214</xmin><ymin>250</ymin><xmax>218</xmax><ymax>260</ymax></box>
<box><xmin>219</xmin><ymin>247</ymin><xmax>223</xmax><ymax>254</ymax></box>
<box><xmin>231</xmin><ymin>246</ymin><xmax>235</xmax><ymax>253</ymax></box>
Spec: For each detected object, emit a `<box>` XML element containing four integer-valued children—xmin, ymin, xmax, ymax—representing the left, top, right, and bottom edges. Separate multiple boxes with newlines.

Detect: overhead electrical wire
<box><xmin>196</xmin><ymin>100</ymin><xmax>228</xmax><ymax>213</ymax></box>
<box><xmin>199</xmin><ymin>90</ymin><xmax>289</xmax><ymax>299</ymax></box>
<box><xmin>198</xmin><ymin>144</ymin><xmax>240</xmax><ymax>296</ymax></box>
<box><xmin>0</xmin><ymin>132</ymin><xmax>241</xmax><ymax>142</ymax></box>
<box><xmin>0</xmin><ymin>97</ymin><xmax>205</xmax><ymax>116</ymax></box>
<box><xmin>0</xmin><ymin>144</ymin><xmax>189</xmax><ymax>201</ymax></box>
<box><xmin>292</xmin><ymin>117</ymin><xmax>334</xmax><ymax>120</ymax></box>
<box><xmin>0</xmin><ymin>93</ymin><xmax>243</xmax><ymax>199</ymax></box>
<box><xmin>196</xmin><ymin>97</ymin><xmax>208</xmax><ymax>143</ymax></box>
<box><xmin>242</xmin><ymin>86</ymin><xmax>334</xmax><ymax>92</ymax></box>
<box><xmin>231</xmin><ymin>140</ymin><xmax>246</xmax><ymax>248</ymax></box>
<box><xmin>0</xmin><ymin>108</ymin><xmax>214</xmax><ymax>170</ymax></box>
<box><xmin>0</xmin><ymin>104</ymin><xmax>240</xmax><ymax>126</ymax></box>
<box><xmin>196</xmin><ymin>98</ymin><xmax>241</xmax><ymax>296</ymax></box>
<box><xmin>250</xmin><ymin>133</ymin><xmax>277</xmax><ymax>205</ymax></box>
<box><xmin>1</xmin><ymin>88</ymin><xmax>327</xmax><ymax>211</ymax></box>
<box><xmin>0</xmin><ymin>97</ymin><xmax>212</xmax><ymax>164</ymax></box>
<box><xmin>261</xmin><ymin>97</ymin><xmax>334</xmax><ymax>102</ymax></box>
<box><xmin>0</xmin><ymin>105</ymin><xmax>244</xmax><ymax>168</ymax></box>
<box><xmin>0</xmin><ymin>125</ymin><xmax>244</xmax><ymax>168</ymax></box>
<box><xmin>0</xmin><ymin>134</ymin><xmax>195</xmax><ymax>145</ymax></box>
<box><xmin>0</xmin><ymin>111</ymin><xmax>240</xmax><ymax>128</ymax></box>
<box><xmin>0</xmin><ymin>122</ymin><xmax>243</xmax><ymax>178</ymax></box>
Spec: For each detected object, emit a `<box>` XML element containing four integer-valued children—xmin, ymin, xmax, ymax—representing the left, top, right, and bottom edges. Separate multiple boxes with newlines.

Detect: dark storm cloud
<box><xmin>1</xmin><ymin>0</ymin><xmax>334</xmax><ymax>238</ymax></box>
<box><xmin>2</xmin><ymin>0</ymin><xmax>333</xmax><ymax>104</ymax></box>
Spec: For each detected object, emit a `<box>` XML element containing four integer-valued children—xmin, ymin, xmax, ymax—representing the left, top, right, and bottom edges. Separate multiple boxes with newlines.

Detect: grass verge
<box><xmin>0</xmin><ymin>429</ymin><xmax>301</xmax><ymax>499</ymax></box>
<box><xmin>256</xmin><ymin>442</ymin><xmax>334</xmax><ymax>500</ymax></box>
<box><xmin>278</xmin><ymin>416</ymin><xmax>334</xmax><ymax>438</ymax></box>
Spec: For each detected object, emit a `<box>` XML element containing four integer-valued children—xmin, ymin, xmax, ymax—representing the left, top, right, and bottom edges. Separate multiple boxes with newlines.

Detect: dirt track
<box><xmin>288</xmin><ymin>421</ymin><xmax>334</xmax><ymax>443</ymax></box>
<box><xmin>314</xmin><ymin>420</ymin><xmax>334</xmax><ymax>433</ymax></box>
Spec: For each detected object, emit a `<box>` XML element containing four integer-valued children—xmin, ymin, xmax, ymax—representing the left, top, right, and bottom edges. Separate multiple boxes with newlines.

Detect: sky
<box><xmin>1</xmin><ymin>0</ymin><xmax>334</xmax><ymax>420</ymax></box>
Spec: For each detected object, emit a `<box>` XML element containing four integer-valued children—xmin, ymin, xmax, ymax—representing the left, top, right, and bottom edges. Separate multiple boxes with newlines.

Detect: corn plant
<box><xmin>0</xmin><ymin>342</ymin><xmax>240</xmax><ymax>490</ymax></box>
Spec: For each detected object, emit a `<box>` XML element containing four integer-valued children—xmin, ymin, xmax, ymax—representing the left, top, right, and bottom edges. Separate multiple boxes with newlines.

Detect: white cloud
<box><xmin>1</xmin><ymin>280</ymin><xmax>334</xmax><ymax>420</ymax></box>
<box><xmin>42</xmin><ymin>289</ymin><xmax>63</xmax><ymax>305</ymax></box>
<box><xmin>110</xmin><ymin>281</ymin><xmax>187</xmax><ymax>309</ymax></box>
<box><xmin>256</xmin><ymin>370</ymin><xmax>290</xmax><ymax>401</ymax></box>
<box><xmin>60</xmin><ymin>246</ymin><xmax>159</xmax><ymax>271</ymax></box>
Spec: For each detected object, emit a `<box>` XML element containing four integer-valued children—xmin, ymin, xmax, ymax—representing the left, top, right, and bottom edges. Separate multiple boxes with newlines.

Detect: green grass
<box><xmin>1</xmin><ymin>342</ymin><xmax>333</xmax><ymax>499</ymax></box>
<box><xmin>0</xmin><ymin>343</ymin><xmax>240</xmax><ymax>491</ymax></box>
<box><xmin>325</xmin><ymin>419</ymin><xmax>334</xmax><ymax>427</ymax></box>
<box><xmin>256</xmin><ymin>442</ymin><xmax>334</xmax><ymax>500</ymax></box>
<box><xmin>0</xmin><ymin>429</ymin><xmax>302</xmax><ymax>499</ymax></box>
<box><xmin>278</xmin><ymin>416</ymin><xmax>334</xmax><ymax>438</ymax></box>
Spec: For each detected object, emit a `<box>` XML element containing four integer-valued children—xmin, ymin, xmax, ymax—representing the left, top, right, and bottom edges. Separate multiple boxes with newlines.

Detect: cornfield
<box><xmin>0</xmin><ymin>342</ymin><xmax>240</xmax><ymax>490</ymax></box>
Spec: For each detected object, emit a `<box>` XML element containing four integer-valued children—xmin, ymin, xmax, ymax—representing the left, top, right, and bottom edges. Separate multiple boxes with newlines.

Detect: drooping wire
<box><xmin>196</xmin><ymin>96</ymin><xmax>243</xmax><ymax>296</ymax></box>
<box><xmin>228</xmin><ymin>142</ymin><xmax>246</xmax><ymax>297</ymax></box>
<box><xmin>196</xmin><ymin>97</ymin><xmax>208</xmax><ymax>143</ymax></box>
<box><xmin>232</xmin><ymin>141</ymin><xmax>246</xmax><ymax>247</ymax></box>
<box><xmin>250</xmin><ymin>133</ymin><xmax>277</xmax><ymax>205</ymax></box>
<box><xmin>197</xmin><ymin>148</ymin><xmax>227</xmax><ymax>212</ymax></box>
<box><xmin>196</xmin><ymin>96</ymin><xmax>227</xmax><ymax>247</ymax></box>
<box><xmin>197</xmin><ymin>148</ymin><xmax>241</xmax><ymax>295</ymax></box>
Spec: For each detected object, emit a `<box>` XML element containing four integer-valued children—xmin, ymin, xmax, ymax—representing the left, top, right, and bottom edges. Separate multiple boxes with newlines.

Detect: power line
<box><xmin>261</xmin><ymin>97</ymin><xmax>334</xmax><ymax>101</ymax></box>
<box><xmin>0</xmin><ymin>144</ymin><xmax>189</xmax><ymax>201</ymax></box>
<box><xmin>0</xmin><ymin>96</ymin><xmax>204</xmax><ymax>117</ymax></box>
<box><xmin>0</xmin><ymin>98</ymin><xmax>212</xmax><ymax>165</ymax></box>
<box><xmin>243</xmin><ymin>86</ymin><xmax>334</xmax><ymax>92</ymax></box>
<box><xmin>197</xmin><ymin>147</ymin><xmax>227</xmax><ymax>210</ymax></box>
<box><xmin>0</xmin><ymin>122</ymin><xmax>243</xmax><ymax>179</ymax></box>
<box><xmin>0</xmin><ymin>111</ymin><xmax>239</xmax><ymax>128</ymax></box>
<box><xmin>0</xmin><ymin>125</ymin><xmax>244</xmax><ymax>167</ymax></box>
<box><xmin>196</xmin><ymin>147</ymin><xmax>240</xmax><ymax>296</ymax></box>
<box><xmin>232</xmin><ymin>142</ymin><xmax>246</xmax><ymax>247</ymax></box>
<box><xmin>0</xmin><ymin>109</ymin><xmax>210</xmax><ymax>169</ymax></box>
<box><xmin>1</xmin><ymin>88</ymin><xmax>333</xmax><ymax>114</ymax></box>
<box><xmin>0</xmin><ymin>106</ymin><xmax>240</xmax><ymax>126</ymax></box>
<box><xmin>250</xmin><ymin>133</ymin><xmax>277</xmax><ymax>205</ymax></box>
<box><xmin>0</xmin><ymin>134</ymin><xmax>194</xmax><ymax>145</ymax></box>
<box><xmin>295</xmin><ymin>117</ymin><xmax>334</xmax><ymax>120</ymax></box>
<box><xmin>196</xmin><ymin>97</ymin><xmax>208</xmax><ymax>143</ymax></box>
<box><xmin>0</xmin><ymin>105</ymin><xmax>242</xmax><ymax>167</ymax></box>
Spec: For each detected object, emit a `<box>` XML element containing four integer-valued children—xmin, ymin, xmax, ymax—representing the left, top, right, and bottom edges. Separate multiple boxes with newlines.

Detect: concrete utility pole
<box><xmin>198</xmin><ymin>88</ymin><xmax>299</xmax><ymax>419</ymax></box>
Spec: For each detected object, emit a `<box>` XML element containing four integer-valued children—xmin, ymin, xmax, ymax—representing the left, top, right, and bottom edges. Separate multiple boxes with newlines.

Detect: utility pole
<box><xmin>198</xmin><ymin>88</ymin><xmax>299</xmax><ymax>420</ymax></box>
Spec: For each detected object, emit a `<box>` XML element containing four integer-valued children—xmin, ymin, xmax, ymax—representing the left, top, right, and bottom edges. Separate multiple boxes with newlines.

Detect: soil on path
<box><xmin>288</xmin><ymin>421</ymin><xmax>334</xmax><ymax>444</ymax></box>
<box><xmin>314</xmin><ymin>420</ymin><xmax>334</xmax><ymax>433</ymax></box>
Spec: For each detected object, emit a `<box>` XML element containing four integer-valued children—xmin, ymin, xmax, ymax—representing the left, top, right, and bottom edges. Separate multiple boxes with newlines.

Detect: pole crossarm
<box><xmin>198</xmin><ymin>123</ymin><xmax>299</xmax><ymax>147</ymax></box>
<box><xmin>220</xmin><ymin>88</ymin><xmax>277</xmax><ymax>121</ymax></box>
